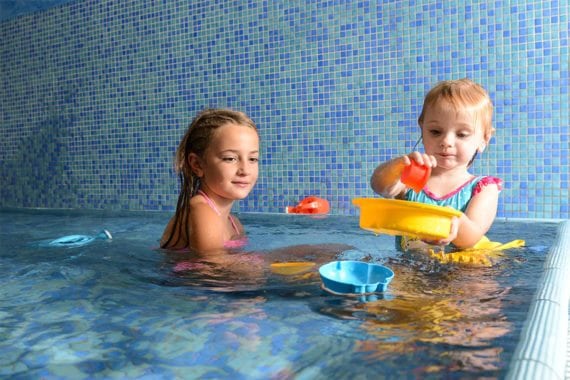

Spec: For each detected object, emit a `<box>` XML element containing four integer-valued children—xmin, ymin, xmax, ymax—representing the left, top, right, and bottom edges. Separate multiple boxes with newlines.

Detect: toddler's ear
<box><xmin>188</xmin><ymin>153</ymin><xmax>204</xmax><ymax>177</ymax></box>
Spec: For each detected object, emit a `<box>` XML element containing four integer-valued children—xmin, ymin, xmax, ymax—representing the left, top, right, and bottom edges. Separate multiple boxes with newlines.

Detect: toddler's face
<box><xmin>199</xmin><ymin>123</ymin><xmax>259</xmax><ymax>200</ymax></box>
<box><xmin>420</xmin><ymin>101</ymin><xmax>486</xmax><ymax>171</ymax></box>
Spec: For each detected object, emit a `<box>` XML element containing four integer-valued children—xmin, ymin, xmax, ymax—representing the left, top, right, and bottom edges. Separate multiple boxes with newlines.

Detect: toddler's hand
<box><xmin>405</xmin><ymin>151</ymin><xmax>437</xmax><ymax>168</ymax></box>
<box><xmin>422</xmin><ymin>216</ymin><xmax>459</xmax><ymax>246</ymax></box>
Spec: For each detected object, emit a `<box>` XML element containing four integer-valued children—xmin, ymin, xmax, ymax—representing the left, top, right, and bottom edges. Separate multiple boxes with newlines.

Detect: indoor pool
<box><xmin>0</xmin><ymin>209</ymin><xmax>561</xmax><ymax>379</ymax></box>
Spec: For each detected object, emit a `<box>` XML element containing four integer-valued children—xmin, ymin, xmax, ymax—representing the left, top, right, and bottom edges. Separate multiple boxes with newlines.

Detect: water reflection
<box><xmin>159</xmin><ymin>238</ymin><xmax>534</xmax><ymax>374</ymax></box>
<box><xmin>314</xmin><ymin>256</ymin><xmax>514</xmax><ymax>373</ymax></box>
<box><xmin>162</xmin><ymin>243</ymin><xmax>352</xmax><ymax>292</ymax></box>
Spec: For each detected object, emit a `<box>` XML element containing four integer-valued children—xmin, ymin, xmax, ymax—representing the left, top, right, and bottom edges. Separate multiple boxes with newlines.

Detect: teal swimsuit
<box><xmin>404</xmin><ymin>176</ymin><xmax>502</xmax><ymax>212</ymax></box>
<box><xmin>397</xmin><ymin>175</ymin><xmax>503</xmax><ymax>250</ymax></box>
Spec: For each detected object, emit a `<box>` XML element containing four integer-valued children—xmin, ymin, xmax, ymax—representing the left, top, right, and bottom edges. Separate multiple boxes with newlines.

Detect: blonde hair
<box><xmin>418</xmin><ymin>78</ymin><xmax>494</xmax><ymax>141</ymax></box>
<box><xmin>162</xmin><ymin>108</ymin><xmax>258</xmax><ymax>249</ymax></box>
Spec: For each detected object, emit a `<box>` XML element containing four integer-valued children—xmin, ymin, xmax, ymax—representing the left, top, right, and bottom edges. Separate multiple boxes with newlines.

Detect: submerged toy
<box><xmin>286</xmin><ymin>196</ymin><xmax>330</xmax><ymax>215</ymax></box>
<box><xmin>48</xmin><ymin>230</ymin><xmax>112</xmax><ymax>248</ymax></box>
<box><xmin>319</xmin><ymin>260</ymin><xmax>394</xmax><ymax>294</ymax></box>
<box><xmin>352</xmin><ymin>198</ymin><xmax>461</xmax><ymax>240</ymax></box>
<box><xmin>426</xmin><ymin>236</ymin><xmax>526</xmax><ymax>267</ymax></box>
<box><xmin>270</xmin><ymin>261</ymin><xmax>316</xmax><ymax>275</ymax></box>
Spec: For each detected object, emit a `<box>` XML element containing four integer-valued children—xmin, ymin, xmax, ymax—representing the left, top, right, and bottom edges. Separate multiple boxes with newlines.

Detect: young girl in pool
<box><xmin>371</xmin><ymin>78</ymin><xmax>501</xmax><ymax>250</ymax></box>
<box><xmin>161</xmin><ymin>108</ymin><xmax>259</xmax><ymax>252</ymax></box>
<box><xmin>163</xmin><ymin>109</ymin><xmax>351</xmax><ymax>278</ymax></box>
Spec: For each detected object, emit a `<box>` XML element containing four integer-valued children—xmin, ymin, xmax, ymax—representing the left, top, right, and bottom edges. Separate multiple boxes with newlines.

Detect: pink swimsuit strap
<box><xmin>196</xmin><ymin>190</ymin><xmax>240</xmax><ymax>235</ymax></box>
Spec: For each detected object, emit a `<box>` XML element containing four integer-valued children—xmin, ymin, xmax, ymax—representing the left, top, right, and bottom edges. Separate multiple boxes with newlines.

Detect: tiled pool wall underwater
<box><xmin>0</xmin><ymin>0</ymin><xmax>568</xmax><ymax>218</ymax></box>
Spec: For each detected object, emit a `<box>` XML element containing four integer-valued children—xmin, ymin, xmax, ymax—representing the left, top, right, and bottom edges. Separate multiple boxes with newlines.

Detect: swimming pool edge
<box><xmin>506</xmin><ymin>220</ymin><xmax>570</xmax><ymax>380</ymax></box>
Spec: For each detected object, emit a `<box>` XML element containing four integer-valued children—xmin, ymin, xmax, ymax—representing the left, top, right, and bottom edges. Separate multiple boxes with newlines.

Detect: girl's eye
<box><xmin>249</xmin><ymin>157</ymin><xmax>259</xmax><ymax>163</ymax></box>
<box><xmin>222</xmin><ymin>157</ymin><xmax>237</xmax><ymax>162</ymax></box>
<box><xmin>429</xmin><ymin>130</ymin><xmax>441</xmax><ymax>136</ymax></box>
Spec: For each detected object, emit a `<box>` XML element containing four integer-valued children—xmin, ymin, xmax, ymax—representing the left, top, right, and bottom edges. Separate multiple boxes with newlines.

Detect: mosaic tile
<box><xmin>0</xmin><ymin>0</ymin><xmax>568</xmax><ymax>219</ymax></box>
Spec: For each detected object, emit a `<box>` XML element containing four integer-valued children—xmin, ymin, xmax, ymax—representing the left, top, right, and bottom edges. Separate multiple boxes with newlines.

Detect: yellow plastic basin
<box><xmin>352</xmin><ymin>198</ymin><xmax>462</xmax><ymax>240</ymax></box>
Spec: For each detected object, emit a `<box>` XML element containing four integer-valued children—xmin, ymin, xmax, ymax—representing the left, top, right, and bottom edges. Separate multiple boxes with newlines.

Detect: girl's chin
<box><xmin>229</xmin><ymin>188</ymin><xmax>253</xmax><ymax>199</ymax></box>
<box><xmin>434</xmin><ymin>158</ymin><xmax>458</xmax><ymax>168</ymax></box>
<box><xmin>436</xmin><ymin>164</ymin><xmax>470</xmax><ymax>172</ymax></box>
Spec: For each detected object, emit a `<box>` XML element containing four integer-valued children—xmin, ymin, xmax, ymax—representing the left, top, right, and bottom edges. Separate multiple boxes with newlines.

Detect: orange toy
<box><xmin>286</xmin><ymin>196</ymin><xmax>330</xmax><ymax>214</ymax></box>
<box><xmin>401</xmin><ymin>161</ymin><xmax>431</xmax><ymax>193</ymax></box>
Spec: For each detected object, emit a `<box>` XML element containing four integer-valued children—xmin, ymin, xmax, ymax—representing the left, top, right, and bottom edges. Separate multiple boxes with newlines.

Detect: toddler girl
<box><xmin>371</xmin><ymin>79</ymin><xmax>501</xmax><ymax>249</ymax></box>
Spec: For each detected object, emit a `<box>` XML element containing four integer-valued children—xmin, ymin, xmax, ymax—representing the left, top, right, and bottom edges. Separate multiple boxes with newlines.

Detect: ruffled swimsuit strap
<box><xmin>473</xmin><ymin>176</ymin><xmax>503</xmax><ymax>196</ymax></box>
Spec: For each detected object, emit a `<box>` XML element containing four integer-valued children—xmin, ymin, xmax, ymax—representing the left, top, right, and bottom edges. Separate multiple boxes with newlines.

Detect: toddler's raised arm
<box><xmin>371</xmin><ymin>152</ymin><xmax>435</xmax><ymax>198</ymax></box>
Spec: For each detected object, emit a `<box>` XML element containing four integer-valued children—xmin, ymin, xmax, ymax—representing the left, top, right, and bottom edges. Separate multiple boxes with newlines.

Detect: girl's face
<box><xmin>194</xmin><ymin>122</ymin><xmax>259</xmax><ymax>201</ymax></box>
<box><xmin>420</xmin><ymin>100</ymin><xmax>487</xmax><ymax>172</ymax></box>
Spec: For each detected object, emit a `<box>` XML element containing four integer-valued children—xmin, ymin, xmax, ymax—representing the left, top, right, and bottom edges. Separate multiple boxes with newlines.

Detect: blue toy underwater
<box><xmin>47</xmin><ymin>229</ymin><xmax>112</xmax><ymax>248</ymax></box>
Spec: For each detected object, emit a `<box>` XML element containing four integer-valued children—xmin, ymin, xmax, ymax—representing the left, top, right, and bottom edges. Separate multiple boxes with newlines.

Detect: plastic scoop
<box><xmin>401</xmin><ymin>161</ymin><xmax>431</xmax><ymax>193</ymax></box>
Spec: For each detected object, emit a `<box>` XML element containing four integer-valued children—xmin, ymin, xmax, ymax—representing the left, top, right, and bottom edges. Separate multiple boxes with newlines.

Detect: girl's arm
<box><xmin>371</xmin><ymin>152</ymin><xmax>436</xmax><ymax>198</ymax></box>
<box><xmin>431</xmin><ymin>184</ymin><xmax>500</xmax><ymax>248</ymax></box>
<box><xmin>455</xmin><ymin>184</ymin><xmax>500</xmax><ymax>248</ymax></box>
<box><xmin>189</xmin><ymin>202</ymin><xmax>229</xmax><ymax>252</ymax></box>
<box><xmin>370</xmin><ymin>156</ymin><xmax>407</xmax><ymax>198</ymax></box>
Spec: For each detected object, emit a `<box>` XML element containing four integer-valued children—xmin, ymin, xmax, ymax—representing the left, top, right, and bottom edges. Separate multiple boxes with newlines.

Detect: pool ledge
<box><xmin>506</xmin><ymin>220</ymin><xmax>570</xmax><ymax>380</ymax></box>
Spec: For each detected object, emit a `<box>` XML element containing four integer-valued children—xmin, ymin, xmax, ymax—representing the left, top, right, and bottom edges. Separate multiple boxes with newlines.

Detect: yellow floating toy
<box><xmin>426</xmin><ymin>236</ymin><xmax>526</xmax><ymax>267</ymax></box>
<box><xmin>352</xmin><ymin>198</ymin><xmax>462</xmax><ymax>241</ymax></box>
<box><xmin>270</xmin><ymin>261</ymin><xmax>316</xmax><ymax>275</ymax></box>
<box><xmin>352</xmin><ymin>197</ymin><xmax>525</xmax><ymax>267</ymax></box>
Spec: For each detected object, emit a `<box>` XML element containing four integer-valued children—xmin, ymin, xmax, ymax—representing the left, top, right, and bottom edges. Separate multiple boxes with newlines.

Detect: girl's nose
<box><xmin>440</xmin><ymin>134</ymin><xmax>454</xmax><ymax>147</ymax></box>
<box><xmin>237</xmin><ymin>161</ymin><xmax>248</xmax><ymax>175</ymax></box>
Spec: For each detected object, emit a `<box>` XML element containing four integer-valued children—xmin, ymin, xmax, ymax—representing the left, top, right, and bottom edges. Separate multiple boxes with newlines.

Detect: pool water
<box><xmin>0</xmin><ymin>209</ymin><xmax>559</xmax><ymax>379</ymax></box>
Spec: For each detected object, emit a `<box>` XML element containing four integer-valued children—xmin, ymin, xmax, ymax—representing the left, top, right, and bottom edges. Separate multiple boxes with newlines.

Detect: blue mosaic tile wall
<box><xmin>0</xmin><ymin>0</ymin><xmax>568</xmax><ymax>219</ymax></box>
<box><xmin>0</xmin><ymin>0</ymin><xmax>76</xmax><ymax>22</ymax></box>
